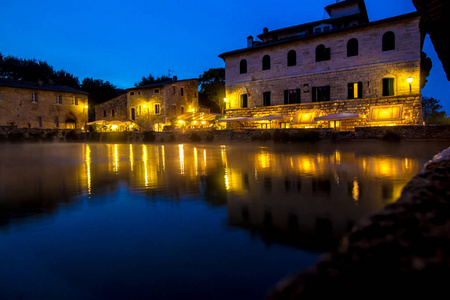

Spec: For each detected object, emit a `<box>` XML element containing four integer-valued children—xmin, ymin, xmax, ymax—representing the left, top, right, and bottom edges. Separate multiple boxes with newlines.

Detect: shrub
<box><xmin>28</xmin><ymin>131</ymin><xmax>44</xmax><ymax>142</ymax></box>
<box><xmin>65</xmin><ymin>130</ymin><xmax>78</xmax><ymax>142</ymax></box>
<box><xmin>43</xmin><ymin>130</ymin><xmax>59</xmax><ymax>142</ymax></box>
<box><xmin>205</xmin><ymin>132</ymin><xmax>214</xmax><ymax>142</ymax></box>
<box><xmin>252</xmin><ymin>131</ymin><xmax>272</xmax><ymax>141</ymax></box>
<box><xmin>143</xmin><ymin>131</ymin><xmax>156</xmax><ymax>142</ymax></box>
<box><xmin>169</xmin><ymin>134</ymin><xmax>176</xmax><ymax>142</ymax></box>
<box><xmin>189</xmin><ymin>132</ymin><xmax>202</xmax><ymax>142</ymax></box>
<box><xmin>9</xmin><ymin>131</ymin><xmax>25</xmax><ymax>142</ymax></box>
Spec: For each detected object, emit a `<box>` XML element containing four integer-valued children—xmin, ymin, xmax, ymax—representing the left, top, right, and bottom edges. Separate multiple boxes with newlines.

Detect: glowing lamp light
<box><xmin>143</xmin><ymin>105</ymin><xmax>146</xmax><ymax>108</ymax></box>
<box><xmin>224</xmin><ymin>98</ymin><xmax>227</xmax><ymax>102</ymax></box>
<box><xmin>201</xmin><ymin>121</ymin><xmax>206</xmax><ymax>124</ymax></box>
<box><xmin>84</xmin><ymin>105</ymin><xmax>88</xmax><ymax>109</ymax></box>
<box><xmin>111</xmin><ymin>125</ymin><xmax>118</xmax><ymax>130</ymax></box>
<box><xmin>193</xmin><ymin>121</ymin><xmax>198</xmax><ymax>124</ymax></box>
<box><xmin>406</xmin><ymin>77</ymin><xmax>413</xmax><ymax>83</ymax></box>
<box><xmin>178</xmin><ymin>120</ymin><xmax>184</xmax><ymax>124</ymax></box>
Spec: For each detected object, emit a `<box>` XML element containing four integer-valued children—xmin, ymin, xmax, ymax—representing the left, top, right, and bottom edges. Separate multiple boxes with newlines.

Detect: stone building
<box><xmin>94</xmin><ymin>77</ymin><xmax>199</xmax><ymax>131</ymax></box>
<box><xmin>0</xmin><ymin>78</ymin><xmax>89</xmax><ymax>130</ymax></box>
<box><xmin>219</xmin><ymin>0</ymin><xmax>424</xmax><ymax>131</ymax></box>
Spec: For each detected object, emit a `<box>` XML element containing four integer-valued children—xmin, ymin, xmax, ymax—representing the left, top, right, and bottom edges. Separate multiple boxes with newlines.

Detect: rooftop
<box><xmin>0</xmin><ymin>78</ymin><xmax>88</xmax><ymax>95</ymax></box>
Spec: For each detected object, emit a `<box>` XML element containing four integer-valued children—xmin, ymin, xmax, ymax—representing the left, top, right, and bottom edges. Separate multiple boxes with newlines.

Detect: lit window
<box><xmin>241</xmin><ymin>94</ymin><xmax>248</xmax><ymax>108</ymax></box>
<box><xmin>32</xmin><ymin>93</ymin><xmax>38</xmax><ymax>103</ymax></box>
<box><xmin>347</xmin><ymin>82</ymin><xmax>362</xmax><ymax>99</ymax></box>
<box><xmin>369</xmin><ymin>105</ymin><xmax>403</xmax><ymax>121</ymax></box>
<box><xmin>292</xmin><ymin>110</ymin><xmax>320</xmax><ymax>124</ymax></box>
<box><xmin>284</xmin><ymin>89</ymin><xmax>301</xmax><ymax>104</ymax></box>
<box><xmin>382</xmin><ymin>78</ymin><xmax>395</xmax><ymax>96</ymax></box>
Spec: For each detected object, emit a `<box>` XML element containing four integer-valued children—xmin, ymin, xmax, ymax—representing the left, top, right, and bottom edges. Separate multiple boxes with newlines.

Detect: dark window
<box><xmin>240</xmin><ymin>59</ymin><xmax>247</xmax><ymax>74</ymax></box>
<box><xmin>103</xmin><ymin>110</ymin><xmax>106</xmax><ymax>117</ymax></box>
<box><xmin>74</xmin><ymin>98</ymin><xmax>78</xmax><ymax>105</ymax></box>
<box><xmin>37</xmin><ymin>116</ymin><xmax>42</xmax><ymax>128</ymax></box>
<box><xmin>284</xmin><ymin>89</ymin><xmax>301</xmax><ymax>104</ymax></box>
<box><xmin>130</xmin><ymin>92</ymin><xmax>135</xmax><ymax>95</ymax></box>
<box><xmin>347</xmin><ymin>82</ymin><xmax>363</xmax><ymax>99</ymax></box>
<box><xmin>382</xmin><ymin>78</ymin><xmax>395</xmax><ymax>96</ymax></box>
<box><xmin>56</xmin><ymin>95</ymin><xmax>62</xmax><ymax>104</ymax></box>
<box><xmin>131</xmin><ymin>108</ymin><xmax>136</xmax><ymax>121</ymax></box>
<box><xmin>287</xmin><ymin>50</ymin><xmax>296</xmax><ymax>66</ymax></box>
<box><xmin>347</xmin><ymin>38</ymin><xmax>358</xmax><ymax>57</ymax></box>
<box><xmin>55</xmin><ymin>117</ymin><xmax>59</xmax><ymax>128</ymax></box>
<box><xmin>262</xmin><ymin>55</ymin><xmax>271</xmax><ymax>70</ymax></box>
<box><xmin>32</xmin><ymin>93</ymin><xmax>38</xmax><ymax>103</ymax></box>
<box><xmin>315</xmin><ymin>44</ymin><xmax>330</xmax><ymax>62</ymax></box>
<box><xmin>241</xmin><ymin>94</ymin><xmax>248</xmax><ymax>108</ymax></box>
<box><xmin>138</xmin><ymin>91</ymin><xmax>141</xmax><ymax>95</ymax></box>
<box><xmin>263</xmin><ymin>91</ymin><xmax>271</xmax><ymax>106</ymax></box>
<box><xmin>181</xmin><ymin>88</ymin><xmax>184</xmax><ymax>96</ymax></box>
<box><xmin>181</xmin><ymin>106</ymin><xmax>184</xmax><ymax>114</ymax></box>
<box><xmin>155</xmin><ymin>89</ymin><xmax>159</xmax><ymax>94</ymax></box>
<box><xmin>155</xmin><ymin>104</ymin><xmax>160</xmax><ymax>114</ymax></box>
<box><xmin>323</xmin><ymin>26</ymin><xmax>330</xmax><ymax>32</ymax></box>
<box><xmin>312</xmin><ymin>85</ymin><xmax>331</xmax><ymax>102</ymax></box>
<box><xmin>112</xmin><ymin>109</ymin><xmax>115</xmax><ymax>117</ymax></box>
<box><xmin>382</xmin><ymin>31</ymin><xmax>395</xmax><ymax>51</ymax></box>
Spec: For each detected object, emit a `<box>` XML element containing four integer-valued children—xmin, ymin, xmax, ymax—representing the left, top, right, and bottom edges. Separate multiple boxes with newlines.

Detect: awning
<box><xmin>292</xmin><ymin>110</ymin><xmax>320</xmax><ymax>125</ymax></box>
<box><xmin>86</xmin><ymin>120</ymin><xmax>107</xmax><ymax>125</ymax></box>
<box><xmin>314</xmin><ymin>113</ymin><xmax>361</xmax><ymax>121</ymax></box>
<box><xmin>218</xmin><ymin>117</ymin><xmax>248</xmax><ymax>122</ymax></box>
<box><xmin>247</xmin><ymin>115</ymin><xmax>287</xmax><ymax>121</ymax></box>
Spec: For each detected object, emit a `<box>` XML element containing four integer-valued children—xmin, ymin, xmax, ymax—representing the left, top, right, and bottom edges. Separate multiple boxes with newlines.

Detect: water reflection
<box><xmin>0</xmin><ymin>142</ymin><xmax>445</xmax><ymax>250</ymax></box>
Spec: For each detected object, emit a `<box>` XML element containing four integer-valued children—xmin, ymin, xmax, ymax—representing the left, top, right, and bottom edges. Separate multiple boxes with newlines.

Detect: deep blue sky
<box><xmin>1</xmin><ymin>0</ymin><xmax>449</xmax><ymax>111</ymax></box>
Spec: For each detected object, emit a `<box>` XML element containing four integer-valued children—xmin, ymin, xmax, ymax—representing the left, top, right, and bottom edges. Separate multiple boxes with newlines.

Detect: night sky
<box><xmin>1</xmin><ymin>0</ymin><xmax>449</xmax><ymax>111</ymax></box>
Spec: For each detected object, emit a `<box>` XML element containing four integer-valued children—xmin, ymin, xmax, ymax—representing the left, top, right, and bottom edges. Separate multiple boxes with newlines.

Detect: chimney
<box><xmin>173</xmin><ymin>76</ymin><xmax>177</xmax><ymax>81</ymax></box>
<box><xmin>247</xmin><ymin>35</ymin><xmax>254</xmax><ymax>48</ymax></box>
<box><xmin>263</xmin><ymin>27</ymin><xmax>269</xmax><ymax>34</ymax></box>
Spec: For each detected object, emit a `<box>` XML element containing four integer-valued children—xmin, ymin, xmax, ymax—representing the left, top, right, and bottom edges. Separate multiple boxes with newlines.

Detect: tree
<box><xmin>134</xmin><ymin>74</ymin><xmax>171</xmax><ymax>87</ymax></box>
<box><xmin>422</xmin><ymin>97</ymin><xmax>449</xmax><ymax>124</ymax></box>
<box><xmin>81</xmin><ymin>78</ymin><xmax>120</xmax><ymax>121</ymax></box>
<box><xmin>198</xmin><ymin>68</ymin><xmax>225</xmax><ymax>113</ymax></box>
<box><xmin>420</xmin><ymin>51</ymin><xmax>432</xmax><ymax>89</ymax></box>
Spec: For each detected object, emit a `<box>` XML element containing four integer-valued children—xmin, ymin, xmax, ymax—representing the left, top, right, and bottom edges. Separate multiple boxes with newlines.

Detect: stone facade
<box><xmin>219</xmin><ymin>0</ymin><xmax>423</xmax><ymax>131</ymax></box>
<box><xmin>94</xmin><ymin>93</ymin><xmax>128</xmax><ymax>121</ymax></box>
<box><xmin>94</xmin><ymin>78</ymin><xmax>198</xmax><ymax>131</ymax></box>
<box><xmin>0</xmin><ymin>78</ymin><xmax>89</xmax><ymax>130</ymax></box>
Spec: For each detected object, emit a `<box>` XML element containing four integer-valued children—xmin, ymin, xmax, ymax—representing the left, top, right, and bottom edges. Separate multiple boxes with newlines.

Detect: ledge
<box><xmin>267</xmin><ymin>147</ymin><xmax>450</xmax><ymax>299</ymax></box>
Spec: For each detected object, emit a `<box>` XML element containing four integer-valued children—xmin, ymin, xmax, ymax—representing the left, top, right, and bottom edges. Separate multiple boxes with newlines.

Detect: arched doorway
<box><xmin>65</xmin><ymin>112</ymin><xmax>78</xmax><ymax>129</ymax></box>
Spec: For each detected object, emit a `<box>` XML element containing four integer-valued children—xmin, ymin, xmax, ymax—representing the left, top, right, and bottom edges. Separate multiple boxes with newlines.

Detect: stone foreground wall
<box><xmin>266</xmin><ymin>147</ymin><xmax>450</xmax><ymax>299</ymax></box>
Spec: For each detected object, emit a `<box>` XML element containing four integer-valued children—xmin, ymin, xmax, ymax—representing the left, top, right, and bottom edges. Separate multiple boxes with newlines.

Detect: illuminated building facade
<box><xmin>95</xmin><ymin>77</ymin><xmax>199</xmax><ymax>131</ymax></box>
<box><xmin>0</xmin><ymin>78</ymin><xmax>89</xmax><ymax>129</ymax></box>
<box><xmin>219</xmin><ymin>0</ymin><xmax>424</xmax><ymax>131</ymax></box>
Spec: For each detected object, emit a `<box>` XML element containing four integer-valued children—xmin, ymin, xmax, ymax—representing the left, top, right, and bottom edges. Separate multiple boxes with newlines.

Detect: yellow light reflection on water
<box><xmin>179</xmin><ymin>144</ymin><xmax>185</xmax><ymax>175</ymax></box>
<box><xmin>203</xmin><ymin>149</ymin><xmax>207</xmax><ymax>168</ymax></box>
<box><xmin>194</xmin><ymin>147</ymin><xmax>198</xmax><ymax>176</ymax></box>
<box><xmin>224</xmin><ymin>168</ymin><xmax>230</xmax><ymax>191</ymax></box>
<box><xmin>142</xmin><ymin>145</ymin><xmax>149</xmax><ymax>186</ymax></box>
<box><xmin>114</xmin><ymin>144</ymin><xmax>119</xmax><ymax>173</ymax></box>
<box><xmin>85</xmin><ymin>144</ymin><xmax>92</xmax><ymax>195</ymax></box>
<box><xmin>161</xmin><ymin>145</ymin><xmax>166</xmax><ymax>171</ymax></box>
<box><xmin>129</xmin><ymin>144</ymin><xmax>134</xmax><ymax>171</ymax></box>
<box><xmin>352</xmin><ymin>178</ymin><xmax>359</xmax><ymax>204</ymax></box>
<box><xmin>221</xmin><ymin>145</ymin><xmax>227</xmax><ymax>167</ymax></box>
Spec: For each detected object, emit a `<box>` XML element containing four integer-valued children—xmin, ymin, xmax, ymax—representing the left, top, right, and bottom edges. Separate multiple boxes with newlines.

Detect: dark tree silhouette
<box><xmin>134</xmin><ymin>74</ymin><xmax>172</xmax><ymax>87</ymax></box>
<box><xmin>198</xmin><ymin>68</ymin><xmax>225</xmax><ymax>113</ymax></box>
<box><xmin>422</xmin><ymin>97</ymin><xmax>449</xmax><ymax>124</ymax></box>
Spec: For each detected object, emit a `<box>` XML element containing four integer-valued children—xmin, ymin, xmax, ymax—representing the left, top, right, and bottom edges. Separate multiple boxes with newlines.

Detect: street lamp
<box><xmin>407</xmin><ymin>77</ymin><xmax>413</xmax><ymax>93</ymax></box>
<box><xmin>222</xmin><ymin>98</ymin><xmax>228</xmax><ymax>114</ymax></box>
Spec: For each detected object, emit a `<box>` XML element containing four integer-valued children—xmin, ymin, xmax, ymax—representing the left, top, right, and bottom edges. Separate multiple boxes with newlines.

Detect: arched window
<box><xmin>382</xmin><ymin>31</ymin><xmax>395</xmax><ymax>51</ymax></box>
<box><xmin>287</xmin><ymin>50</ymin><xmax>296</xmax><ymax>66</ymax></box>
<box><xmin>240</xmin><ymin>59</ymin><xmax>247</xmax><ymax>74</ymax></box>
<box><xmin>315</xmin><ymin>44</ymin><xmax>330</xmax><ymax>62</ymax></box>
<box><xmin>347</xmin><ymin>38</ymin><xmax>358</xmax><ymax>57</ymax></box>
<box><xmin>262</xmin><ymin>55</ymin><xmax>271</xmax><ymax>70</ymax></box>
<box><xmin>382</xmin><ymin>77</ymin><xmax>395</xmax><ymax>96</ymax></box>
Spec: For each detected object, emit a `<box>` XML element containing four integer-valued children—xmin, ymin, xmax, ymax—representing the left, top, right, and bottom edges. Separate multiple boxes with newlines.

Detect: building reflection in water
<box><xmin>0</xmin><ymin>142</ymin><xmax>443</xmax><ymax>250</ymax></box>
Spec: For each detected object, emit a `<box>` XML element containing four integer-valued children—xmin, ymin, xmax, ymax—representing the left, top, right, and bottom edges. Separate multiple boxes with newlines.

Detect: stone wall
<box><xmin>226</xmin><ymin>95</ymin><xmax>423</xmax><ymax>131</ymax></box>
<box><xmin>94</xmin><ymin>94</ymin><xmax>128</xmax><ymax>121</ymax></box>
<box><xmin>223</xmin><ymin>14</ymin><xmax>421</xmax><ymax>107</ymax></box>
<box><xmin>0</xmin><ymin>86</ymin><xmax>88</xmax><ymax>129</ymax></box>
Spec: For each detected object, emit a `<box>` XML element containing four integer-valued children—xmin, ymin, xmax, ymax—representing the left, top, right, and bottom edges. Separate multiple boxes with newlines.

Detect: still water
<box><xmin>0</xmin><ymin>141</ymin><xmax>447</xmax><ymax>299</ymax></box>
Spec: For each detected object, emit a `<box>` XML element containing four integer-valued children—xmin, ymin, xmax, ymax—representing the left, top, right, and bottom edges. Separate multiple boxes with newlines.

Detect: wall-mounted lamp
<box><xmin>222</xmin><ymin>98</ymin><xmax>228</xmax><ymax>114</ymax></box>
<box><xmin>407</xmin><ymin>77</ymin><xmax>413</xmax><ymax>93</ymax></box>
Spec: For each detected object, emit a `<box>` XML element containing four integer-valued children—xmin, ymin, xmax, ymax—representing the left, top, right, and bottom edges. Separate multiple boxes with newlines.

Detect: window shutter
<box><xmin>296</xmin><ymin>89</ymin><xmax>301</xmax><ymax>103</ymax></box>
<box><xmin>348</xmin><ymin>83</ymin><xmax>353</xmax><ymax>99</ymax></box>
<box><xmin>284</xmin><ymin>90</ymin><xmax>288</xmax><ymax>104</ymax></box>
<box><xmin>326</xmin><ymin>85</ymin><xmax>331</xmax><ymax>101</ymax></box>
<box><xmin>389</xmin><ymin>78</ymin><xmax>394</xmax><ymax>96</ymax></box>
<box><xmin>312</xmin><ymin>87</ymin><xmax>317</xmax><ymax>102</ymax></box>
<box><xmin>358</xmin><ymin>82</ymin><xmax>363</xmax><ymax>98</ymax></box>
